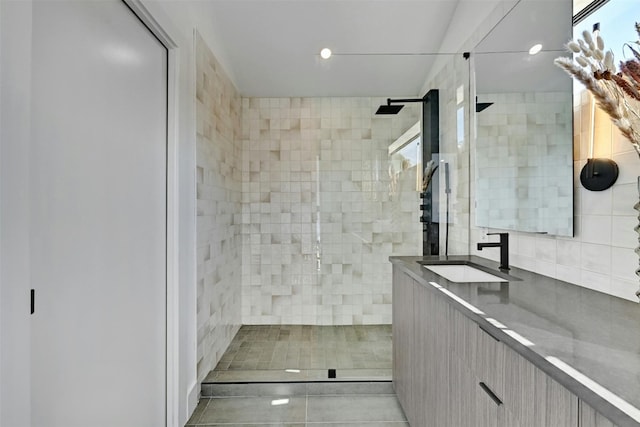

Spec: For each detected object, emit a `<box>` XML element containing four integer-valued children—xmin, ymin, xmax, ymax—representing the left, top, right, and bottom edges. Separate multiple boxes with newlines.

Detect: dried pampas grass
<box><xmin>555</xmin><ymin>23</ymin><xmax>640</xmax><ymax>299</ymax></box>
<box><xmin>555</xmin><ymin>22</ymin><xmax>640</xmax><ymax>158</ymax></box>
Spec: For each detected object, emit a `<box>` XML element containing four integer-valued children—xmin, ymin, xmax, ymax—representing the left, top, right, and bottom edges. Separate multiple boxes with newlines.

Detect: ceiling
<box><xmin>474</xmin><ymin>0</ymin><xmax>573</xmax><ymax>94</ymax></box>
<box><xmin>196</xmin><ymin>0</ymin><xmax>503</xmax><ymax>97</ymax></box>
<box><xmin>189</xmin><ymin>0</ymin><xmax>576</xmax><ymax>98</ymax></box>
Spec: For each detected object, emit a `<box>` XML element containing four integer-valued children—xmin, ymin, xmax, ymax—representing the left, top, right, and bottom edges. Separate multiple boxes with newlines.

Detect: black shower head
<box><xmin>475</xmin><ymin>96</ymin><xmax>493</xmax><ymax>112</ymax></box>
<box><xmin>376</xmin><ymin>97</ymin><xmax>427</xmax><ymax>115</ymax></box>
<box><xmin>476</xmin><ymin>102</ymin><xmax>493</xmax><ymax>112</ymax></box>
<box><xmin>375</xmin><ymin>104</ymin><xmax>404</xmax><ymax>115</ymax></box>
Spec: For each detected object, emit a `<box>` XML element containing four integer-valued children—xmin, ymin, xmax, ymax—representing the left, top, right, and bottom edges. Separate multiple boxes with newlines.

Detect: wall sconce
<box><xmin>580</xmin><ymin>158</ymin><xmax>618</xmax><ymax>191</ymax></box>
<box><xmin>580</xmin><ymin>89</ymin><xmax>618</xmax><ymax>191</ymax></box>
<box><xmin>580</xmin><ymin>23</ymin><xmax>618</xmax><ymax>192</ymax></box>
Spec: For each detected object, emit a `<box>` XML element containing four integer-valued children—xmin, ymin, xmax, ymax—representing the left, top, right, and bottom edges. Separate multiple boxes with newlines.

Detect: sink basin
<box><xmin>424</xmin><ymin>264</ymin><xmax>508</xmax><ymax>283</ymax></box>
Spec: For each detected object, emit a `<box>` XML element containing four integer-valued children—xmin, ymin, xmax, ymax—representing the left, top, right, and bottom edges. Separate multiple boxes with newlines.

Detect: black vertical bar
<box><xmin>30</xmin><ymin>289</ymin><xmax>35</xmax><ymax>315</ymax></box>
<box><xmin>421</xmin><ymin>89</ymin><xmax>439</xmax><ymax>256</ymax></box>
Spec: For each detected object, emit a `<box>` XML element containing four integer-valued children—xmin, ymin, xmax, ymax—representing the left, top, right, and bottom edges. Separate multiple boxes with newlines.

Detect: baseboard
<box><xmin>187</xmin><ymin>381</ymin><xmax>200</xmax><ymax>421</ymax></box>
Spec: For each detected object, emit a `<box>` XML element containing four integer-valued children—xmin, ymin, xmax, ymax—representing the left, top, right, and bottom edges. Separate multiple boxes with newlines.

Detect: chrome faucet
<box><xmin>477</xmin><ymin>232</ymin><xmax>510</xmax><ymax>270</ymax></box>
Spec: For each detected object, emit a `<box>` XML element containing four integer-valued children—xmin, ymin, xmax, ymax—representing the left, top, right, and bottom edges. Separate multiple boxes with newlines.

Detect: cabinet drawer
<box><xmin>475</xmin><ymin>324</ymin><xmax>505</xmax><ymax>401</ymax></box>
<box><xmin>502</xmin><ymin>346</ymin><xmax>578</xmax><ymax>427</ymax></box>
<box><xmin>580</xmin><ymin>400</ymin><xmax>620</xmax><ymax>427</ymax></box>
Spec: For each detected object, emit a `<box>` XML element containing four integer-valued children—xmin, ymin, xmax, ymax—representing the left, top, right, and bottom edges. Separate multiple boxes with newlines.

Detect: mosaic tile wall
<box><xmin>195</xmin><ymin>33</ymin><xmax>242</xmax><ymax>383</ymax></box>
<box><xmin>475</xmin><ymin>91</ymin><xmax>573</xmax><ymax>235</ymax></box>
<box><xmin>240</xmin><ymin>98</ymin><xmax>421</xmax><ymax>325</ymax></box>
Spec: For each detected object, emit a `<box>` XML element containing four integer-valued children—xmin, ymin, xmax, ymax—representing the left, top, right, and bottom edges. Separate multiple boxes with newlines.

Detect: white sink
<box><xmin>424</xmin><ymin>264</ymin><xmax>507</xmax><ymax>283</ymax></box>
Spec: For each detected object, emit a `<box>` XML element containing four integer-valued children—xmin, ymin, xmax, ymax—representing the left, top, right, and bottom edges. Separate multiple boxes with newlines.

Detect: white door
<box><xmin>30</xmin><ymin>1</ymin><xmax>167</xmax><ymax>426</ymax></box>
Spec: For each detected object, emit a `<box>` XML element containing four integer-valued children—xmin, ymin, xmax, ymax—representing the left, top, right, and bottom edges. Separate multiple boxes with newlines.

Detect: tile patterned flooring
<box><xmin>205</xmin><ymin>325</ymin><xmax>392</xmax><ymax>383</ymax></box>
<box><xmin>186</xmin><ymin>388</ymin><xmax>408</xmax><ymax>426</ymax></box>
<box><xmin>187</xmin><ymin>325</ymin><xmax>404</xmax><ymax>426</ymax></box>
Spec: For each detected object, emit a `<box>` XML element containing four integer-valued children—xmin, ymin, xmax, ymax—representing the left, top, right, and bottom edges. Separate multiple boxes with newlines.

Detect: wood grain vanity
<box><xmin>391</xmin><ymin>256</ymin><xmax>640</xmax><ymax>427</ymax></box>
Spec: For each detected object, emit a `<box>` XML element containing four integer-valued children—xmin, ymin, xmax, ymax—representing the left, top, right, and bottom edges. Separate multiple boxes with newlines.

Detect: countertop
<box><xmin>390</xmin><ymin>255</ymin><xmax>640</xmax><ymax>427</ymax></box>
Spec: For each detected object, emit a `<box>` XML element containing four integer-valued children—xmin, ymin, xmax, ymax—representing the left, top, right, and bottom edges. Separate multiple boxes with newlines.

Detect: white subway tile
<box><xmin>556</xmin><ymin>265</ymin><xmax>581</xmax><ymax>285</ymax></box>
<box><xmin>580</xmin><ymin>242</ymin><xmax>611</xmax><ymax>274</ymax></box>
<box><xmin>557</xmin><ymin>240</ymin><xmax>581</xmax><ymax>267</ymax></box>
<box><xmin>580</xmin><ymin>186</ymin><xmax>612</xmax><ymax>216</ymax></box>
<box><xmin>579</xmin><ymin>269</ymin><xmax>612</xmax><ymax>295</ymax></box>
<box><xmin>580</xmin><ymin>215</ymin><xmax>611</xmax><ymax>245</ymax></box>
<box><xmin>611</xmin><ymin>183</ymin><xmax>637</xmax><ymax>216</ymax></box>
<box><xmin>611</xmin><ymin>246</ymin><xmax>638</xmax><ymax>282</ymax></box>
<box><xmin>611</xmin><ymin>215</ymin><xmax>638</xmax><ymax>249</ymax></box>
<box><xmin>609</xmin><ymin>279</ymin><xmax>639</xmax><ymax>302</ymax></box>
<box><xmin>612</xmin><ymin>151</ymin><xmax>640</xmax><ymax>185</ymax></box>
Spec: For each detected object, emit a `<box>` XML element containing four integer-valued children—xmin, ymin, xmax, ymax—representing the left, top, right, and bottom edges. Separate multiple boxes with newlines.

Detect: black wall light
<box><xmin>580</xmin><ymin>158</ymin><xmax>618</xmax><ymax>191</ymax></box>
<box><xmin>580</xmin><ymin>23</ymin><xmax>619</xmax><ymax>192</ymax></box>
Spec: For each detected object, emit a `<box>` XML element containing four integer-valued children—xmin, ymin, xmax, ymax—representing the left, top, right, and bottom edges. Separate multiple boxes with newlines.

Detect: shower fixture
<box><xmin>475</xmin><ymin>101</ymin><xmax>493</xmax><ymax>112</ymax></box>
<box><xmin>475</xmin><ymin>96</ymin><xmax>493</xmax><ymax>112</ymax></box>
<box><xmin>378</xmin><ymin>96</ymin><xmax>493</xmax><ymax>114</ymax></box>
<box><xmin>375</xmin><ymin>98</ymin><xmax>429</xmax><ymax>115</ymax></box>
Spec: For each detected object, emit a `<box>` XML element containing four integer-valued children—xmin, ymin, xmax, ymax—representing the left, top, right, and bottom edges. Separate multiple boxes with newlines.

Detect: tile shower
<box><xmin>195</xmin><ymin>33</ymin><xmax>242</xmax><ymax>384</ymax></box>
<box><xmin>196</xmin><ymin>33</ymin><xmax>422</xmax><ymax>382</ymax></box>
<box><xmin>241</xmin><ymin>98</ymin><xmax>421</xmax><ymax>326</ymax></box>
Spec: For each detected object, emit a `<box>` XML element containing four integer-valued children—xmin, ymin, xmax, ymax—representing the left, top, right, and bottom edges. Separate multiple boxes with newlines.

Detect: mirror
<box><xmin>472</xmin><ymin>0</ymin><xmax>574</xmax><ymax>236</ymax></box>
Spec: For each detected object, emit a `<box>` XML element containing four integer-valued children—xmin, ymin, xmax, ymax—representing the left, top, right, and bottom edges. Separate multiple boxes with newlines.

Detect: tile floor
<box><xmin>188</xmin><ymin>325</ymin><xmax>403</xmax><ymax>426</ymax></box>
<box><xmin>206</xmin><ymin>325</ymin><xmax>392</xmax><ymax>383</ymax></box>
<box><xmin>186</xmin><ymin>390</ymin><xmax>408</xmax><ymax>426</ymax></box>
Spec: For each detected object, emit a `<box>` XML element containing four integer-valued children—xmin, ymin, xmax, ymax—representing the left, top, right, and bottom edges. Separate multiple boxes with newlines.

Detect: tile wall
<box><xmin>195</xmin><ymin>33</ymin><xmax>243</xmax><ymax>383</ymax></box>
<box><xmin>240</xmin><ymin>98</ymin><xmax>422</xmax><ymax>325</ymax></box>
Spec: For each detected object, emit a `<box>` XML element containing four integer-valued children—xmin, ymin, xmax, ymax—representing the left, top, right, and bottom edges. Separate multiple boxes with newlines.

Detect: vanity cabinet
<box><xmin>580</xmin><ymin>401</ymin><xmax>619</xmax><ymax>427</ymax></box>
<box><xmin>392</xmin><ymin>268</ymin><xmax>415</xmax><ymax>424</ymax></box>
<box><xmin>393</xmin><ymin>269</ymin><xmax>585</xmax><ymax>427</ymax></box>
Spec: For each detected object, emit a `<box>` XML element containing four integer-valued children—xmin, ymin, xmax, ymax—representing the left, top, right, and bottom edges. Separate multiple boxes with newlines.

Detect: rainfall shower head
<box><xmin>476</xmin><ymin>102</ymin><xmax>493</xmax><ymax>112</ymax></box>
<box><xmin>375</xmin><ymin>97</ymin><xmax>426</xmax><ymax>115</ymax></box>
<box><xmin>376</xmin><ymin>104</ymin><xmax>404</xmax><ymax>115</ymax></box>
<box><xmin>475</xmin><ymin>96</ymin><xmax>493</xmax><ymax>112</ymax></box>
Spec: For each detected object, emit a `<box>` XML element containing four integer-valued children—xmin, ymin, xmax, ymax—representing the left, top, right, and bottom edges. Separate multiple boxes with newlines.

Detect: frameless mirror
<box><xmin>472</xmin><ymin>0</ymin><xmax>574</xmax><ymax>236</ymax></box>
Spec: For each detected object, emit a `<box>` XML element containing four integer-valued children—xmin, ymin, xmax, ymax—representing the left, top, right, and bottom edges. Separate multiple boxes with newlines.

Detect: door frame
<box><xmin>120</xmin><ymin>1</ymin><xmax>180</xmax><ymax>425</ymax></box>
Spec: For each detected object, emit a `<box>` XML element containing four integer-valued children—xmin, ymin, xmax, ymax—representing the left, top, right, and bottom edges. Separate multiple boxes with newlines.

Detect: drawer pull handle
<box><xmin>479</xmin><ymin>382</ymin><xmax>503</xmax><ymax>406</ymax></box>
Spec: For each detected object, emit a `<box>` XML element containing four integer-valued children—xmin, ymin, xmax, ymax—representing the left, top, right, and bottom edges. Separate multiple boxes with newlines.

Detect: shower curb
<box><xmin>201</xmin><ymin>380</ymin><xmax>395</xmax><ymax>397</ymax></box>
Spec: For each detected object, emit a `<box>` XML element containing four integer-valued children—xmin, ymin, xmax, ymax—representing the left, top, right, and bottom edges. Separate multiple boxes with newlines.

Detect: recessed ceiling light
<box><xmin>529</xmin><ymin>44</ymin><xmax>543</xmax><ymax>55</ymax></box>
<box><xmin>320</xmin><ymin>48</ymin><xmax>332</xmax><ymax>59</ymax></box>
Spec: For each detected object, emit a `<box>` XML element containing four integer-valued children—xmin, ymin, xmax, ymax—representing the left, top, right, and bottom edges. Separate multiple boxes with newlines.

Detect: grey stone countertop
<box><xmin>390</xmin><ymin>255</ymin><xmax>640</xmax><ymax>427</ymax></box>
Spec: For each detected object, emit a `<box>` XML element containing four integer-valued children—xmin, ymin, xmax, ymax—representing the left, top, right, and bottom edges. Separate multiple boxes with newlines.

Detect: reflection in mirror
<box><xmin>473</xmin><ymin>0</ymin><xmax>574</xmax><ymax>236</ymax></box>
<box><xmin>389</xmin><ymin>122</ymin><xmax>421</xmax><ymax>196</ymax></box>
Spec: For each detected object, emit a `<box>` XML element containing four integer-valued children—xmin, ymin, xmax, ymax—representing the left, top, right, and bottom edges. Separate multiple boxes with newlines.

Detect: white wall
<box><xmin>0</xmin><ymin>1</ymin><xmax>33</xmax><ymax>425</ymax></box>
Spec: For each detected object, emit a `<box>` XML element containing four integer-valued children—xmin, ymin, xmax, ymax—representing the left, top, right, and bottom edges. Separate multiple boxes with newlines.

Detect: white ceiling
<box><xmin>190</xmin><ymin>0</ymin><xmax>574</xmax><ymax>98</ymax></box>
<box><xmin>196</xmin><ymin>0</ymin><xmax>502</xmax><ymax>97</ymax></box>
<box><xmin>474</xmin><ymin>0</ymin><xmax>573</xmax><ymax>93</ymax></box>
